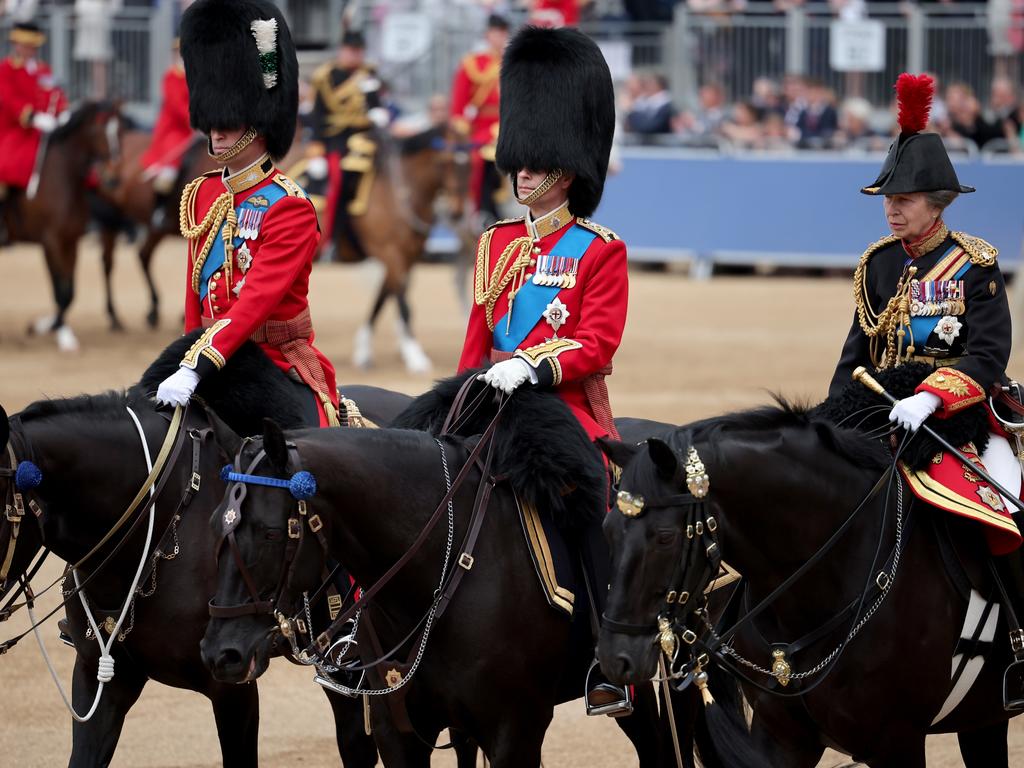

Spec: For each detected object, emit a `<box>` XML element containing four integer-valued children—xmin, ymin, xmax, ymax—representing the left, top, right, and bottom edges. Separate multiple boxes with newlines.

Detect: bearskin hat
<box><xmin>180</xmin><ymin>0</ymin><xmax>299</xmax><ymax>159</ymax></box>
<box><xmin>495</xmin><ymin>27</ymin><xmax>615</xmax><ymax>218</ymax></box>
<box><xmin>862</xmin><ymin>73</ymin><xmax>974</xmax><ymax>196</ymax></box>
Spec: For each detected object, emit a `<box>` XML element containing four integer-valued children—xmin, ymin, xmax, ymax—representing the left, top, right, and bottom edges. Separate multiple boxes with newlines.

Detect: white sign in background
<box><xmin>380</xmin><ymin>13</ymin><xmax>433</xmax><ymax>64</ymax></box>
<box><xmin>829</xmin><ymin>20</ymin><xmax>887</xmax><ymax>72</ymax></box>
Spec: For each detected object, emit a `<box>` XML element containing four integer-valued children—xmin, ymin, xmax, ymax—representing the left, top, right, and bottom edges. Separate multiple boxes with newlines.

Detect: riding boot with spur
<box><xmin>578</xmin><ymin>520</ymin><xmax>633</xmax><ymax>717</ymax></box>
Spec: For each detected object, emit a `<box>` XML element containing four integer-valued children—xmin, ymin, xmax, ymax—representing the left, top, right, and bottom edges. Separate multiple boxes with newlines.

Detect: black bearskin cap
<box><xmin>495</xmin><ymin>27</ymin><xmax>615</xmax><ymax>217</ymax></box>
<box><xmin>180</xmin><ymin>0</ymin><xmax>299</xmax><ymax>159</ymax></box>
<box><xmin>341</xmin><ymin>29</ymin><xmax>366</xmax><ymax>49</ymax></box>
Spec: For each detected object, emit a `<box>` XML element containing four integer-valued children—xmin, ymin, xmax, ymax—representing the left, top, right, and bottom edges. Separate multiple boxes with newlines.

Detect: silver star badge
<box><xmin>236</xmin><ymin>242</ymin><xmax>253</xmax><ymax>273</ymax></box>
<box><xmin>543</xmin><ymin>297</ymin><xmax>570</xmax><ymax>335</ymax></box>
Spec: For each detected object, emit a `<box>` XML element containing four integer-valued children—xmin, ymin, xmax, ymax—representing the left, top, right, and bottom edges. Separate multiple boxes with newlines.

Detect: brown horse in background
<box><xmin>1</xmin><ymin>101</ymin><xmax>124</xmax><ymax>352</ymax></box>
<box><xmin>297</xmin><ymin>126</ymin><xmax>470</xmax><ymax>373</ymax></box>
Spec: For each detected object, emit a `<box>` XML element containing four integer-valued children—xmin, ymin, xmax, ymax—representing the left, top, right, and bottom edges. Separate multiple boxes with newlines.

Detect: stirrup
<box><xmin>1004</xmin><ymin>631</ymin><xmax>1024</xmax><ymax>711</ymax></box>
<box><xmin>585</xmin><ymin>659</ymin><xmax>633</xmax><ymax>718</ymax></box>
<box><xmin>57</xmin><ymin>617</ymin><xmax>74</xmax><ymax>649</ymax></box>
<box><xmin>314</xmin><ymin>667</ymin><xmax>365</xmax><ymax>699</ymax></box>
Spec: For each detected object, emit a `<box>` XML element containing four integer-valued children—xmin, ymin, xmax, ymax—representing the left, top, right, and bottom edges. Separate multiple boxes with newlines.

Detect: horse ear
<box><xmin>647</xmin><ymin>438</ymin><xmax>680</xmax><ymax>482</ymax></box>
<box><xmin>595</xmin><ymin>438</ymin><xmax>639</xmax><ymax>470</ymax></box>
<box><xmin>204</xmin><ymin>405</ymin><xmax>242</xmax><ymax>463</ymax></box>
<box><xmin>262</xmin><ymin>419</ymin><xmax>289</xmax><ymax>472</ymax></box>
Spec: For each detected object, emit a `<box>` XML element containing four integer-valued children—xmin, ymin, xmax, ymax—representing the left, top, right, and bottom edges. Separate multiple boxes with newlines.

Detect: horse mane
<box><xmin>19</xmin><ymin>390</ymin><xmax>134</xmax><ymax>424</ymax></box>
<box><xmin>51</xmin><ymin>101</ymin><xmax>110</xmax><ymax>143</ymax></box>
<box><xmin>399</xmin><ymin>127</ymin><xmax>444</xmax><ymax>156</ymax></box>
<box><xmin>135</xmin><ymin>331</ymin><xmax>309</xmax><ymax>435</ymax></box>
<box><xmin>392</xmin><ymin>370</ymin><xmax>606</xmax><ymax>529</ymax></box>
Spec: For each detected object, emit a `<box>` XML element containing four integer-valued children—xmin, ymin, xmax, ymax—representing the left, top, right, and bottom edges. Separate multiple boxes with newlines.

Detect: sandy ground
<box><xmin>0</xmin><ymin>236</ymin><xmax>1022</xmax><ymax>767</ymax></box>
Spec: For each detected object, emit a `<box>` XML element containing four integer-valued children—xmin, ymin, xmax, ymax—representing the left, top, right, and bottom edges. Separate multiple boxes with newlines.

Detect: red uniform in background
<box><xmin>141</xmin><ymin>64</ymin><xmax>193</xmax><ymax>173</ymax></box>
<box><xmin>179</xmin><ymin>158</ymin><xmax>340</xmax><ymax>425</ymax></box>
<box><xmin>531</xmin><ymin>0</ymin><xmax>583</xmax><ymax>27</ymax></box>
<box><xmin>450</xmin><ymin>50</ymin><xmax>501</xmax><ymax>216</ymax></box>
<box><xmin>0</xmin><ymin>55</ymin><xmax>67</xmax><ymax>188</ymax></box>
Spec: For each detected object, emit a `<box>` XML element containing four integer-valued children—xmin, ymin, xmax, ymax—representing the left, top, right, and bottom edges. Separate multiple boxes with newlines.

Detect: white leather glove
<box><xmin>155</xmin><ymin>367</ymin><xmax>201</xmax><ymax>407</ymax></box>
<box><xmin>31</xmin><ymin>111</ymin><xmax>58</xmax><ymax>133</ymax></box>
<box><xmin>478</xmin><ymin>358</ymin><xmax>533</xmax><ymax>395</ymax></box>
<box><xmin>888</xmin><ymin>391</ymin><xmax>942</xmax><ymax>431</ymax></box>
<box><xmin>306</xmin><ymin>155</ymin><xmax>328</xmax><ymax>180</ymax></box>
<box><xmin>368</xmin><ymin>107</ymin><xmax>391</xmax><ymax>129</ymax></box>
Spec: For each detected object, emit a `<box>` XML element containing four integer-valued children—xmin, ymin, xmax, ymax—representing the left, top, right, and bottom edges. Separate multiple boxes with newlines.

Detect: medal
<box><xmin>236</xmin><ymin>241</ymin><xmax>253</xmax><ymax>273</ymax></box>
<box><xmin>237</xmin><ymin>207</ymin><xmax>266</xmax><ymax>240</ymax></box>
<box><xmin>543</xmin><ymin>297</ymin><xmax>570</xmax><ymax>336</ymax></box>
<box><xmin>233</xmin><ymin>277</ymin><xmax>246</xmax><ymax>297</ymax></box>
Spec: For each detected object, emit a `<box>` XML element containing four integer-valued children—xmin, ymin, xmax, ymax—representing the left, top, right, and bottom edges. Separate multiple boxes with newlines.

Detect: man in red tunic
<box><xmin>155</xmin><ymin>0</ymin><xmax>339</xmax><ymax>428</ymax></box>
<box><xmin>449</xmin><ymin>14</ymin><xmax>508</xmax><ymax>226</ymax></box>
<box><xmin>457</xmin><ymin>26</ymin><xmax>631</xmax><ymax>716</ymax></box>
<box><xmin>140</xmin><ymin>39</ymin><xmax>196</xmax><ymax>226</ymax></box>
<box><xmin>0</xmin><ymin>22</ymin><xmax>68</xmax><ymax>196</ymax></box>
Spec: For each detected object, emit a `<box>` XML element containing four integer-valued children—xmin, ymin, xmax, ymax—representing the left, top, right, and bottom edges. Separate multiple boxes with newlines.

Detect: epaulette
<box><xmin>856</xmin><ymin>233</ymin><xmax>900</xmax><ymax>270</ymax></box>
<box><xmin>273</xmin><ymin>173</ymin><xmax>308</xmax><ymax>199</ymax></box>
<box><xmin>577</xmin><ymin>218</ymin><xmax>618</xmax><ymax>243</ymax></box>
<box><xmin>951</xmin><ymin>231</ymin><xmax>998</xmax><ymax>266</ymax></box>
<box><xmin>484</xmin><ymin>216</ymin><xmax>525</xmax><ymax>232</ymax></box>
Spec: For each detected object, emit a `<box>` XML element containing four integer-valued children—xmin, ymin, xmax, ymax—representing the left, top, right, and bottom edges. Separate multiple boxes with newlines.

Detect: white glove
<box><xmin>368</xmin><ymin>107</ymin><xmax>391</xmax><ymax>129</ymax></box>
<box><xmin>306</xmin><ymin>155</ymin><xmax>328</xmax><ymax>181</ymax></box>
<box><xmin>155</xmin><ymin>367</ymin><xmax>201</xmax><ymax>407</ymax></box>
<box><xmin>478</xmin><ymin>358</ymin><xmax>533</xmax><ymax>395</ymax></box>
<box><xmin>31</xmin><ymin>111</ymin><xmax>58</xmax><ymax>133</ymax></box>
<box><xmin>888</xmin><ymin>391</ymin><xmax>942</xmax><ymax>431</ymax></box>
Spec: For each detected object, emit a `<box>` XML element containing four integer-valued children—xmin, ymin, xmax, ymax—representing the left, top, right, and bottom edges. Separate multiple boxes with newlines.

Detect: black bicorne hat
<box><xmin>495</xmin><ymin>26</ymin><xmax>615</xmax><ymax>218</ymax></box>
<box><xmin>180</xmin><ymin>0</ymin><xmax>299</xmax><ymax>159</ymax></box>
<box><xmin>862</xmin><ymin>73</ymin><xmax>974</xmax><ymax>196</ymax></box>
<box><xmin>341</xmin><ymin>29</ymin><xmax>367</xmax><ymax>49</ymax></box>
<box><xmin>487</xmin><ymin>13</ymin><xmax>511</xmax><ymax>30</ymax></box>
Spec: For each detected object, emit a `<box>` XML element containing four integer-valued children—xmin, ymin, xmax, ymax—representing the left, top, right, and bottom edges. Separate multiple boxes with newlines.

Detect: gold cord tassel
<box><xmin>693</xmin><ymin>664</ymin><xmax>715</xmax><ymax>707</ymax></box>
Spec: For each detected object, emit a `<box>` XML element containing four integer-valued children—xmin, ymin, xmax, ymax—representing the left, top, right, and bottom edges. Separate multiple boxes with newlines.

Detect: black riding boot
<box><xmin>578</xmin><ymin>520</ymin><xmax>633</xmax><ymax>717</ymax></box>
<box><xmin>0</xmin><ymin>190</ymin><xmax>10</xmax><ymax>247</ymax></box>
<box><xmin>994</xmin><ymin>531</ymin><xmax>1024</xmax><ymax>710</ymax></box>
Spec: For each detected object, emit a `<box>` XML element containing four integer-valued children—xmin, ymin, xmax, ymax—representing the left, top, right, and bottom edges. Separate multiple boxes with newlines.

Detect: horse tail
<box><xmin>694</xmin><ymin>664</ymin><xmax>771</xmax><ymax>768</ymax></box>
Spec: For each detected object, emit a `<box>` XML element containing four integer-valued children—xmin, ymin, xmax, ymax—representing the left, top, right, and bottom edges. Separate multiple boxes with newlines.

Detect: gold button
<box><xmin>213</xmin><ymin>305</ymin><xmax>221</xmax><ymax>312</ymax></box>
<box><xmin>209</xmin><ymin>280</ymin><xmax>217</xmax><ymax>289</ymax></box>
<box><xmin>532</xmin><ymin>246</ymin><xmax>541</xmax><ymax>254</ymax></box>
<box><xmin>530</xmin><ymin>259</ymin><xmax>537</xmax><ymax>266</ymax></box>
<box><xmin>214</xmin><ymin>271</ymin><xmax>222</xmax><ymax>279</ymax></box>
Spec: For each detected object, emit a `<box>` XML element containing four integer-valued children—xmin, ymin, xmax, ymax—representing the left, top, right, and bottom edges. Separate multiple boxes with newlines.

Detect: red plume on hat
<box><xmin>895</xmin><ymin>73</ymin><xmax>934</xmax><ymax>134</ymax></box>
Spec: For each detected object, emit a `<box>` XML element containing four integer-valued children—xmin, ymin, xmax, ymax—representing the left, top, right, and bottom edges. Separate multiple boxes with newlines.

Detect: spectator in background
<box><xmin>761</xmin><ymin>112</ymin><xmax>792</xmax><ymax>149</ymax></box>
<box><xmin>676</xmin><ymin>81</ymin><xmax>727</xmax><ymax>140</ymax></box>
<box><xmin>751</xmin><ymin>77</ymin><xmax>784</xmax><ymax>116</ymax></box>
<box><xmin>946</xmin><ymin>81</ymin><xmax>1004</xmax><ymax>149</ymax></box>
<box><xmin>624</xmin><ymin>73</ymin><xmax>676</xmax><ymax>135</ymax></box>
<box><xmin>720</xmin><ymin>101</ymin><xmax>763</xmax><ymax>148</ymax></box>
<box><xmin>782</xmin><ymin>73</ymin><xmax>808</xmax><ymax>131</ymax></box>
<box><xmin>990</xmin><ymin>76</ymin><xmax>1023</xmax><ymax>141</ymax></box>
<box><xmin>794</xmin><ymin>78</ymin><xmax>838</xmax><ymax>147</ymax></box>
<box><xmin>74</xmin><ymin>0</ymin><xmax>120</xmax><ymax>98</ymax></box>
<box><xmin>831</xmin><ymin>97</ymin><xmax>886</xmax><ymax>150</ymax></box>
<box><xmin>530</xmin><ymin>0</ymin><xmax>592</xmax><ymax>26</ymax></box>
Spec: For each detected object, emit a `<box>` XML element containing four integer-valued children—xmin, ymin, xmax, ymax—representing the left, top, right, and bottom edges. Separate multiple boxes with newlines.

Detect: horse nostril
<box><xmin>217</xmin><ymin>648</ymin><xmax>244</xmax><ymax>669</ymax></box>
<box><xmin>615</xmin><ymin>653</ymin><xmax>634</xmax><ymax>681</ymax></box>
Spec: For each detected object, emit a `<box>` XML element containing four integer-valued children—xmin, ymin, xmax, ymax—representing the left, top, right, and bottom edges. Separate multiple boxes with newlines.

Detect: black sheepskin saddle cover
<box><xmin>392</xmin><ymin>369</ymin><xmax>606</xmax><ymax>530</ymax></box>
<box><xmin>813</xmin><ymin>362</ymin><xmax>990</xmax><ymax>471</ymax></box>
<box><xmin>135</xmin><ymin>330</ymin><xmax>308</xmax><ymax>436</ymax></box>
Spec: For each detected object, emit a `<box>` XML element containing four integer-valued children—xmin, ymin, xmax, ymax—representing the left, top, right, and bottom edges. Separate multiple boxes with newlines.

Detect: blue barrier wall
<box><xmin>595</xmin><ymin>149</ymin><xmax>1024</xmax><ymax>271</ymax></box>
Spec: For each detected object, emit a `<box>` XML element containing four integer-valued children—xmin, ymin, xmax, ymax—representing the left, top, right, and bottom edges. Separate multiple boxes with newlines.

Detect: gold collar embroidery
<box><xmin>904</xmin><ymin>221</ymin><xmax>949</xmax><ymax>259</ymax></box>
<box><xmin>527</xmin><ymin>201</ymin><xmax>573</xmax><ymax>240</ymax></box>
<box><xmin>222</xmin><ymin>154</ymin><xmax>274</xmax><ymax>195</ymax></box>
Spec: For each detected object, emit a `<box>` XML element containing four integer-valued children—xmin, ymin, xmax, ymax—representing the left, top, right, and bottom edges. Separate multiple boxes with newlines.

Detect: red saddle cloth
<box><xmin>900</xmin><ymin>442</ymin><xmax>1022</xmax><ymax>555</ymax></box>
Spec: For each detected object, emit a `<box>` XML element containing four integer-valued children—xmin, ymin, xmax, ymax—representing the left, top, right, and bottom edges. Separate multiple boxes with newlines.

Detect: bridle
<box><xmin>603</xmin><ymin>436</ymin><xmax>904</xmax><ymax>702</ymax></box>
<box><xmin>0</xmin><ymin>422</ymin><xmax>48</xmax><ymax>617</ymax></box>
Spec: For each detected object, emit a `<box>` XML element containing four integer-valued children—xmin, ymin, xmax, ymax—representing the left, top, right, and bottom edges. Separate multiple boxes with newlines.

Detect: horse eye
<box><xmin>655</xmin><ymin>529</ymin><xmax>677</xmax><ymax>546</ymax></box>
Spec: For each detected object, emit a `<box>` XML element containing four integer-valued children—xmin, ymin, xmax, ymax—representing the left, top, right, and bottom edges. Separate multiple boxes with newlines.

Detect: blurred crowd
<box><xmin>620</xmin><ymin>72</ymin><xmax>1024</xmax><ymax>153</ymax></box>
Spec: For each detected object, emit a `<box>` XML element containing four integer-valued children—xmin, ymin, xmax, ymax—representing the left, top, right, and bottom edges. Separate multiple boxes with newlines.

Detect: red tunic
<box><xmin>450</xmin><ymin>52</ymin><xmax>501</xmax><ymax>211</ymax></box>
<box><xmin>458</xmin><ymin>209</ymin><xmax>628</xmax><ymax>439</ymax></box>
<box><xmin>179</xmin><ymin>161</ymin><xmax>339</xmax><ymax>425</ymax></box>
<box><xmin>0</xmin><ymin>56</ymin><xmax>68</xmax><ymax>188</ymax></box>
<box><xmin>141</xmin><ymin>66</ymin><xmax>193</xmax><ymax>171</ymax></box>
<box><xmin>531</xmin><ymin>0</ymin><xmax>581</xmax><ymax>26</ymax></box>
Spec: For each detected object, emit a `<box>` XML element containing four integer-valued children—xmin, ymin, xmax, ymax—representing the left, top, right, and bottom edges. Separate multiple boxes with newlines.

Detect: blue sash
<box><xmin>907</xmin><ymin>254</ymin><xmax>972</xmax><ymax>343</ymax></box>
<box><xmin>493</xmin><ymin>224</ymin><xmax>596</xmax><ymax>352</ymax></box>
<box><xmin>199</xmin><ymin>182</ymin><xmax>289</xmax><ymax>301</ymax></box>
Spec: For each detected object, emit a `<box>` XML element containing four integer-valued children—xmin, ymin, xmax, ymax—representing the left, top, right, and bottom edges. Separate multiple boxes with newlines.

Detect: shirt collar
<box><xmin>526</xmin><ymin>200</ymin><xmax>573</xmax><ymax>240</ymax></box>
<box><xmin>222</xmin><ymin>153</ymin><xmax>274</xmax><ymax>195</ymax></box>
<box><xmin>902</xmin><ymin>219</ymin><xmax>949</xmax><ymax>259</ymax></box>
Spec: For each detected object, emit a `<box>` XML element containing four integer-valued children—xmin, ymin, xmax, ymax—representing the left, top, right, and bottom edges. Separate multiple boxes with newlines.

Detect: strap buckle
<box><xmin>190</xmin><ymin>472</ymin><xmax>202</xmax><ymax>492</ymax></box>
<box><xmin>458</xmin><ymin>553</ymin><xmax>475</xmax><ymax>570</ymax></box>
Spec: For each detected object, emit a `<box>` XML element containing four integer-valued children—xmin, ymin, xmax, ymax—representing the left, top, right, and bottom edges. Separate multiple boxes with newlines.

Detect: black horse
<box><xmin>199</xmin><ymin>374</ymin><xmax>690</xmax><ymax>767</ymax></box>
<box><xmin>598</xmin><ymin>372</ymin><xmax>1022</xmax><ymax>768</ymax></box>
<box><xmin>0</xmin><ymin>335</ymin><xmax>410</xmax><ymax>767</ymax></box>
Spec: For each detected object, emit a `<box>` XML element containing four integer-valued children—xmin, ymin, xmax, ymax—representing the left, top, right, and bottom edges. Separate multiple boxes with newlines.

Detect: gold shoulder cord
<box><xmin>474</xmin><ymin>233</ymin><xmax>533</xmax><ymax>331</ymax></box>
<box><xmin>179</xmin><ymin>177</ymin><xmax>237</xmax><ymax>294</ymax></box>
<box><xmin>951</xmin><ymin>231</ymin><xmax>998</xmax><ymax>267</ymax></box>
<box><xmin>853</xmin><ymin>234</ymin><xmax>919</xmax><ymax>369</ymax></box>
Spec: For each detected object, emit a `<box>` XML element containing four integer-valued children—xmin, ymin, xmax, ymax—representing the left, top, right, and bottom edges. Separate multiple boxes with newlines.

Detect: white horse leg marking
<box><xmin>352</xmin><ymin>324</ymin><xmax>373</xmax><ymax>370</ymax></box>
<box><xmin>396</xmin><ymin>318</ymin><xmax>432</xmax><ymax>374</ymax></box>
<box><xmin>56</xmin><ymin>325</ymin><xmax>80</xmax><ymax>353</ymax></box>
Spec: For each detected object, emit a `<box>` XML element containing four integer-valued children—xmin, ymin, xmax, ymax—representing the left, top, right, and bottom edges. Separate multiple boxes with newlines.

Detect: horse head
<box><xmin>201</xmin><ymin>414</ymin><xmax>325</xmax><ymax>684</ymax></box>
<box><xmin>596</xmin><ymin>433</ymin><xmax>718</xmax><ymax>685</ymax></box>
<box><xmin>51</xmin><ymin>100</ymin><xmax>125</xmax><ymax>187</ymax></box>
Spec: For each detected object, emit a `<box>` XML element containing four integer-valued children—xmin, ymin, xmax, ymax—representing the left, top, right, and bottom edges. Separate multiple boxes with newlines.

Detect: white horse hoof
<box><xmin>399</xmin><ymin>338</ymin><xmax>432</xmax><ymax>374</ymax></box>
<box><xmin>56</xmin><ymin>326</ymin><xmax>80</xmax><ymax>353</ymax></box>
<box><xmin>352</xmin><ymin>325</ymin><xmax>373</xmax><ymax>369</ymax></box>
<box><xmin>30</xmin><ymin>315</ymin><xmax>56</xmax><ymax>335</ymax></box>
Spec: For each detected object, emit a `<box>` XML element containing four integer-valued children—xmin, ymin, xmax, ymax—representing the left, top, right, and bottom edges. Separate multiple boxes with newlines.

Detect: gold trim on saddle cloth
<box><xmin>899</xmin><ymin>462</ymin><xmax>1021</xmax><ymax>536</ymax></box>
<box><xmin>516</xmin><ymin>496</ymin><xmax>575</xmax><ymax>616</ymax></box>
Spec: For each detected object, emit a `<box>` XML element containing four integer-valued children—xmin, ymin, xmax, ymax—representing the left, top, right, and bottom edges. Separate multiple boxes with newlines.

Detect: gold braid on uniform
<box><xmin>853</xmin><ymin>234</ymin><xmax>919</xmax><ymax>370</ymax></box>
<box><xmin>180</xmin><ymin>177</ymin><xmax>238</xmax><ymax>294</ymax></box>
<box><xmin>474</xmin><ymin>231</ymin><xmax>533</xmax><ymax>331</ymax></box>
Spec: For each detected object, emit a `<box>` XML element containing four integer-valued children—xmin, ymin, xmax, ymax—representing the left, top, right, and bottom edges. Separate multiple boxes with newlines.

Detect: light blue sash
<box><xmin>907</xmin><ymin>254</ymin><xmax>972</xmax><ymax>343</ymax></box>
<box><xmin>493</xmin><ymin>224</ymin><xmax>596</xmax><ymax>352</ymax></box>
